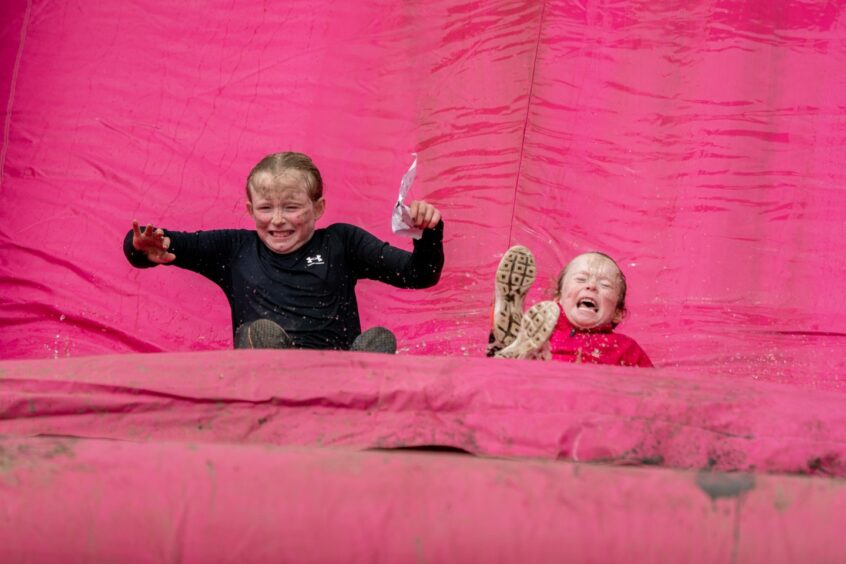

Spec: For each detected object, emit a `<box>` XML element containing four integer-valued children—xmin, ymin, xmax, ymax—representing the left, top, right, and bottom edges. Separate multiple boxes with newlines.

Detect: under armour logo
<box><xmin>306</xmin><ymin>254</ymin><xmax>325</xmax><ymax>267</ymax></box>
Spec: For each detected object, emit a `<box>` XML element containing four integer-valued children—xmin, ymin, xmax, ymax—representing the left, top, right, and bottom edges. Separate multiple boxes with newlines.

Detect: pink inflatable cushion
<box><xmin>2</xmin><ymin>436</ymin><xmax>846</xmax><ymax>562</ymax></box>
<box><xmin>2</xmin><ymin>349</ymin><xmax>845</xmax><ymax>476</ymax></box>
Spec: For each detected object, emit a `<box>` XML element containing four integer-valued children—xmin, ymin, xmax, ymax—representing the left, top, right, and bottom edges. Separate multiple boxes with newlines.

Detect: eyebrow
<box><xmin>571</xmin><ymin>270</ymin><xmax>618</xmax><ymax>281</ymax></box>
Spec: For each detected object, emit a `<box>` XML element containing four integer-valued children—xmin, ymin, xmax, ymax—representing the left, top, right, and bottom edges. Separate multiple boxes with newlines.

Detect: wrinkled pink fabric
<box><xmin>2</xmin><ymin>349</ymin><xmax>845</xmax><ymax>476</ymax></box>
<box><xmin>1</xmin><ymin>1</ymin><xmax>845</xmax><ymax>392</ymax></box>
<box><xmin>3</xmin><ymin>436</ymin><xmax>846</xmax><ymax>562</ymax></box>
<box><xmin>3</xmin><ymin>2</ymin><xmax>846</xmax><ymax>560</ymax></box>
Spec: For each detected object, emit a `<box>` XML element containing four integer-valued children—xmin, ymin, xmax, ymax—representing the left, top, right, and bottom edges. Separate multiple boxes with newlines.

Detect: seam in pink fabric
<box><xmin>508</xmin><ymin>0</ymin><xmax>547</xmax><ymax>247</ymax></box>
<box><xmin>0</xmin><ymin>0</ymin><xmax>33</xmax><ymax>192</ymax></box>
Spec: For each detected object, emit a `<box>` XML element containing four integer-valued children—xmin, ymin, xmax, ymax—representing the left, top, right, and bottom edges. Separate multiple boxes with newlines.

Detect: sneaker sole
<box><xmin>496</xmin><ymin>301</ymin><xmax>560</xmax><ymax>360</ymax></box>
<box><xmin>521</xmin><ymin>301</ymin><xmax>560</xmax><ymax>349</ymax></box>
<box><xmin>492</xmin><ymin>245</ymin><xmax>536</xmax><ymax>348</ymax></box>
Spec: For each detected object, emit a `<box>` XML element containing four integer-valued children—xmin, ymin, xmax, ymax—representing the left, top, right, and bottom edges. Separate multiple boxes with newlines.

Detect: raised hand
<box><xmin>407</xmin><ymin>200</ymin><xmax>442</xmax><ymax>230</ymax></box>
<box><xmin>132</xmin><ymin>220</ymin><xmax>176</xmax><ymax>264</ymax></box>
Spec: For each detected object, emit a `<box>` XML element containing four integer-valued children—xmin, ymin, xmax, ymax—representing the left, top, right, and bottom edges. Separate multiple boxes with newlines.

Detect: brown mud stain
<box><xmin>695</xmin><ymin>471</ymin><xmax>756</xmax><ymax>501</ymax></box>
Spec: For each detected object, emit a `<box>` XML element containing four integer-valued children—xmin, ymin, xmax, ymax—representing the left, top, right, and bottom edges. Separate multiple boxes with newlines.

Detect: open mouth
<box><xmin>577</xmin><ymin>298</ymin><xmax>598</xmax><ymax>312</ymax></box>
<box><xmin>269</xmin><ymin>230</ymin><xmax>294</xmax><ymax>239</ymax></box>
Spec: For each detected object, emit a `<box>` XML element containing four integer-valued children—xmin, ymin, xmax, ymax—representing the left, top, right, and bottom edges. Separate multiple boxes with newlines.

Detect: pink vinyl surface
<box><xmin>3</xmin><ymin>1</ymin><xmax>846</xmax><ymax>560</ymax></box>
<box><xmin>3</xmin><ymin>349</ymin><xmax>846</xmax><ymax>476</ymax></box>
<box><xmin>2</xmin><ymin>1</ymin><xmax>846</xmax><ymax>390</ymax></box>
<box><xmin>3</xmin><ymin>436</ymin><xmax>846</xmax><ymax>563</ymax></box>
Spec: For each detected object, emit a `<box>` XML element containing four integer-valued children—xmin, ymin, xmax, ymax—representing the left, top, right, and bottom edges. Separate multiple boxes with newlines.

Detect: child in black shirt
<box><xmin>124</xmin><ymin>152</ymin><xmax>444</xmax><ymax>352</ymax></box>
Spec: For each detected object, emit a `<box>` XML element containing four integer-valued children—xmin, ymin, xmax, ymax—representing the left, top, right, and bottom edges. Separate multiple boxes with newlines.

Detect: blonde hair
<box><xmin>246</xmin><ymin>152</ymin><xmax>323</xmax><ymax>202</ymax></box>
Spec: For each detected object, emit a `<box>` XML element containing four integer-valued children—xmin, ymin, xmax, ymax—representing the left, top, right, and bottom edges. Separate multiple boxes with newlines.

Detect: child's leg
<box><xmin>234</xmin><ymin>319</ymin><xmax>294</xmax><ymax>349</ymax></box>
<box><xmin>486</xmin><ymin>245</ymin><xmax>536</xmax><ymax>357</ymax></box>
<box><xmin>496</xmin><ymin>301</ymin><xmax>560</xmax><ymax>360</ymax></box>
<box><xmin>350</xmin><ymin>327</ymin><xmax>397</xmax><ymax>354</ymax></box>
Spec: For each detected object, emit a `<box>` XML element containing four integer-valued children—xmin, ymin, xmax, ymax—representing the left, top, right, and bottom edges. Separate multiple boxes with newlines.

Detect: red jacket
<box><xmin>549</xmin><ymin>303</ymin><xmax>653</xmax><ymax>367</ymax></box>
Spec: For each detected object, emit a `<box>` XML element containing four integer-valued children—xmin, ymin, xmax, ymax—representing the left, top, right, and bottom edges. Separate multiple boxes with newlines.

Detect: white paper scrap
<box><xmin>391</xmin><ymin>153</ymin><xmax>423</xmax><ymax>240</ymax></box>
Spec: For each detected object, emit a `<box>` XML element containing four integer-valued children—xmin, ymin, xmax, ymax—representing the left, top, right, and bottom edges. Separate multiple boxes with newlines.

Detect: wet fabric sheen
<box><xmin>1</xmin><ymin>1</ymin><xmax>845</xmax><ymax>390</ymax></box>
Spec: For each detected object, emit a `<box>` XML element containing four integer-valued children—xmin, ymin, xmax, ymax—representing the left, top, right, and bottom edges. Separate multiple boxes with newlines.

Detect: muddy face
<box><xmin>246</xmin><ymin>170</ymin><xmax>324</xmax><ymax>255</ymax></box>
<box><xmin>558</xmin><ymin>253</ymin><xmax>624</xmax><ymax>330</ymax></box>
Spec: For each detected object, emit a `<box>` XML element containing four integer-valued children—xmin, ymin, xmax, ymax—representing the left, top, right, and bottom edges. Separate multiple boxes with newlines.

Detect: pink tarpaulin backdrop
<box><xmin>2</xmin><ymin>0</ymin><xmax>846</xmax><ymax>390</ymax></box>
<box><xmin>4</xmin><ymin>2</ymin><xmax>846</xmax><ymax>560</ymax></box>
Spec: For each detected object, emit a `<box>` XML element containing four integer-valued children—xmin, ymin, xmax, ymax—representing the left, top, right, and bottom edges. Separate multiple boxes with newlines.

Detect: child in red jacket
<box><xmin>487</xmin><ymin>246</ymin><xmax>652</xmax><ymax>367</ymax></box>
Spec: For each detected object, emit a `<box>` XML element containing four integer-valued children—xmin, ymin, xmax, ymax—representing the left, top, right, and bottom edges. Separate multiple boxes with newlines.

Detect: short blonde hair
<box><xmin>246</xmin><ymin>152</ymin><xmax>323</xmax><ymax>202</ymax></box>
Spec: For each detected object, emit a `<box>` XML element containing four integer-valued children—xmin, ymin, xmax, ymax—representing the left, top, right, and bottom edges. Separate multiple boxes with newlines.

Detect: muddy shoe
<box><xmin>235</xmin><ymin>319</ymin><xmax>294</xmax><ymax>349</ymax></box>
<box><xmin>487</xmin><ymin>245</ymin><xmax>536</xmax><ymax>356</ymax></box>
<box><xmin>350</xmin><ymin>326</ymin><xmax>397</xmax><ymax>354</ymax></box>
<box><xmin>496</xmin><ymin>301</ymin><xmax>560</xmax><ymax>360</ymax></box>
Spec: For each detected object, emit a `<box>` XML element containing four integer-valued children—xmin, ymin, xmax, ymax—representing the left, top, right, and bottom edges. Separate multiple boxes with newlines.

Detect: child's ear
<box><xmin>314</xmin><ymin>197</ymin><xmax>325</xmax><ymax>220</ymax></box>
<box><xmin>245</xmin><ymin>200</ymin><xmax>255</xmax><ymax>218</ymax></box>
<box><xmin>612</xmin><ymin>308</ymin><xmax>625</xmax><ymax>325</ymax></box>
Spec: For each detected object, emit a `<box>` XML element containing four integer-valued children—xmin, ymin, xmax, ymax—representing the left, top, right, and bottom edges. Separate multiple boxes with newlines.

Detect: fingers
<box><xmin>132</xmin><ymin>220</ymin><xmax>144</xmax><ymax>251</ymax></box>
<box><xmin>411</xmin><ymin>201</ymin><xmax>432</xmax><ymax>229</ymax></box>
<box><xmin>132</xmin><ymin>221</ymin><xmax>172</xmax><ymax>256</ymax></box>
<box><xmin>150</xmin><ymin>251</ymin><xmax>176</xmax><ymax>264</ymax></box>
<box><xmin>428</xmin><ymin>207</ymin><xmax>441</xmax><ymax>228</ymax></box>
<box><xmin>408</xmin><ymin>200</ymin><xmax>442</xmax><ymax>229</ymax></box>
<box><xmin>155</xmin><ymin>228</ymin><xmax>169</xmax><ymax>250</ymax></box>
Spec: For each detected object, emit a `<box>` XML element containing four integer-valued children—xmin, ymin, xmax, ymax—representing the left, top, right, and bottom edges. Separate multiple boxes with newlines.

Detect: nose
<box><xmin>271</xmin><ymin>208</ymin><xmax>286</xmax><ymax>224</ymax></box>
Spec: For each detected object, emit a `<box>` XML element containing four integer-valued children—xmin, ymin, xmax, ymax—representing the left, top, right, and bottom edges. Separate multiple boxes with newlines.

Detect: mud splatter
<box><xmin>695</xmin><ymin>471</ymin><xmax>755</xmax><ymax>500</ymax></box>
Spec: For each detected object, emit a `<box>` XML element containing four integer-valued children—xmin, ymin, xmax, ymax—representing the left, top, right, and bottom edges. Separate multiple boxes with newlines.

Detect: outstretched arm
<box><xmin>347</xmin><ymin>200</ymin><xmax>444</xmax><ymax>289</ymax></box>
<box><xmin>130</xmin><ymin>220</ymin><xmax>176</xmax><ymax>264</ymax></box>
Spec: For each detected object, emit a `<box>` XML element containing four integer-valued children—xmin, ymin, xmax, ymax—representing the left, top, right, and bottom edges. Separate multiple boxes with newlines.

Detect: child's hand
<box><xmin>407</xmin><ymin>200</ymin><xmax>442</xmax><ymax>230</ymax></box>
<box><xmin>132</xmin><ymin>220</ymin><xmax>176</xmax><ymax>264</ymax></box>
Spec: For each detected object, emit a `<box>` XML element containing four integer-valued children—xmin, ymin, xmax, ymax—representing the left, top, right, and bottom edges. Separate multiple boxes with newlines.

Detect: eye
<box><xmin>574</xmin><ymin>276</ymin><xmax>587</xmax><ymax>283</ymax></box>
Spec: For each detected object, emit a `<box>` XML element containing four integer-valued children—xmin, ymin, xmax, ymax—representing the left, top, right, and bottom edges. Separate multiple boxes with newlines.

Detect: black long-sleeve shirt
<box><xmin>124</xmin><ymin>222</ymin><xmax>444</xmax><ymax>349</ymax></box>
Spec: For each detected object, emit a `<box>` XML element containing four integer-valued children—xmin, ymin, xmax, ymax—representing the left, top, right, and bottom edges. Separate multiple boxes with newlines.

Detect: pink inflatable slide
<box><xmin>2</xmin><ymin>0</ymin><xmax>846</xmax><ymax>561</ymax></box>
